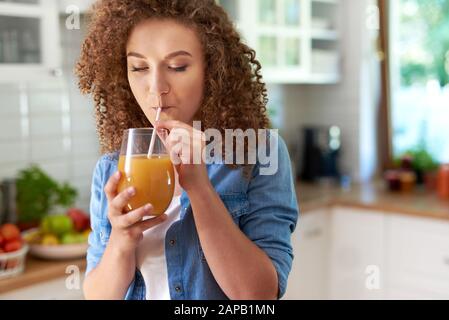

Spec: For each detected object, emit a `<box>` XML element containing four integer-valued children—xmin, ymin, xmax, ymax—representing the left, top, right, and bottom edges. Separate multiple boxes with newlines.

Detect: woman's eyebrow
<box><xmin>127</xmin><ymin>52</ymin><xmax>146</xmax><ymax>59</ymax></box>
<box><xmin>126</xmin><ymin>51</ymin><xmax>193</xmax><ymax>59</ymax></box>
<box><xmin>164</xmin><ymin>50</ymin><xmax>192</xmax><ymax>60</ymax></box>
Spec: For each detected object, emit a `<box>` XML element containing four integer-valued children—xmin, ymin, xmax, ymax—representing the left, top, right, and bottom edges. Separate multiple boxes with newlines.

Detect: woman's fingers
<box><xmin>109</xmin><ymin>187</ymin><xmax>136</xmax><ymax>216</ymax></box>
<box><xmin>116</xmin><ymin>203</ymin><xmax>154</xmax><ymax>228</ymax></box>
<box><xmin>104</xmin><ymin>171</ymin><xmax>121</xmax><ymax>203</ymax></box>
<box><xmin>137</xmin><ymin>214</ymin><xmax>168</xmax><ymax>232</ymax></box>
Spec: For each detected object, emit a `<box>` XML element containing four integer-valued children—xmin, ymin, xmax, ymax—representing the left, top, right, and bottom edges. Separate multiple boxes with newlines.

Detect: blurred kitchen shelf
<box><xmin>217</xmin><ymin>0</ymin><xmax>341</xmax><ymax>84</ymax></box>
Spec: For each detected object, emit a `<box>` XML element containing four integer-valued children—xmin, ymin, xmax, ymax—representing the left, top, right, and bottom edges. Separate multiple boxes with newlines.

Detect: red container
<box><xmin>437</xmin><ymin>165</ymin><xmax>449</xmax><ymax>200</ymax></box>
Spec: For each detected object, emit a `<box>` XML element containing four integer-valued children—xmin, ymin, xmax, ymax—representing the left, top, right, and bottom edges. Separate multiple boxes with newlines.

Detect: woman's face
<box><xmin>126</xmin><ymin>19</ymin><xmax>205</xmax><ymax>125</ymax></box>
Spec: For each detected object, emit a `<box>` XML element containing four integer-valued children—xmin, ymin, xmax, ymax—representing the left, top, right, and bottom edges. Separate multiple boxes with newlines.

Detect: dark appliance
<box><xmin>299</xmin><ymin>126</ymin><xmax>342</xmax><ymax>182</ymax></box>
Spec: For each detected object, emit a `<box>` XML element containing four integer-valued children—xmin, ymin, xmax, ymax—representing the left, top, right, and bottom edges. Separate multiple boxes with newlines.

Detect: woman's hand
<box><xmin>103</xmin><ymin>171</ymin><xmax>168</xmax><ymax>253</ymax></box>
<box><xmin>155</xmin><ymin>120</ymin><xmax>210</xmax><ymax>192</ymax></box>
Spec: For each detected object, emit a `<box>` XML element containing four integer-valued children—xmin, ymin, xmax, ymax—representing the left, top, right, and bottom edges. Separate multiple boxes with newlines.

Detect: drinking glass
<box><xmin>117</xmin><ymin>128</ymin><xmax>175</xmax><ymax>215</ymax></box>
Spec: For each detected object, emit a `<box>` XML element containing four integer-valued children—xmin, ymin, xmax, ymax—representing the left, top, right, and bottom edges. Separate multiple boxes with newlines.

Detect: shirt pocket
<box><xmin>197</xmin><ymin>192</ymin><xmax>249</xmax><ymax>262</ymax></box>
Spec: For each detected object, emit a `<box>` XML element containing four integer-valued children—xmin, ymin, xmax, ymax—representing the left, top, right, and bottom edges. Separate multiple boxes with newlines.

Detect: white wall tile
<box><xmin>0</xmin><ymin>141</ymin><xmax>29</xmax><ymax>164</ymax></box>
<box><xmin>29</xmin><ymin>115</ymin><xmax>65</xmax><ymax>137</ymax></box>
<box><xmin>71</xmin><ymin>112</ymin><xmax>97</xmax><ymax>135</ymax></box>
<box><xmin>0</xmin><ymin>161</ymin><xmax>28</xmax><ymax>180</ymax></box>
<box><xmin>71</xmin><ymin>134</ymin><xmax>100</xmax><ymax>157</ymax></box>
<box><xmin>28</xmin><ymin>91</ymin><xmax>63</xmax><ymax>116</ymax></box>
<box><xmin>0</xmin><ymin>117</ymin><xmax>25</xmax><ymax>141</ymax></box>
<box><xmin>30</xmin><ymin>138</ymin><xmax>69</xmax><ymax>161</ymax></box>
<box><xmin>39</xmin><ymin>160</ymin><xmax>70</xmax><ymax>181</ymax></box>
<box><xmin>0</xmin><ymin>91</ymin><xmax>21</xmax><ymax>117</ymax></box>
<box><xmin>70</xmin><ymin>156</ymin><xmax>99</xmax><ymax>178</ymax></box>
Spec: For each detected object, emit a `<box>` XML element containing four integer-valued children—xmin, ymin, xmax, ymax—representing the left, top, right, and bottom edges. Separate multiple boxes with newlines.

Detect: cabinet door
<box><xmin>386</xmin><ymin>214</ymin><xmax>449</xmax><ymax>300</ymax></box>
<box><xmin>0</xmin><ymin>0</ymin><xmax>61</xmax><ymax>82</ymax></box>
<box><xmin>328</xmin><ymin>207</ymin><xmax>386</xmax><ymax>300</ymax></box>
<box><xmin>0</xmin><ymin>275</ymin><xmax>85</xmax><ymax>300</ymax></box>
<box><xmin>284</xmin><ymin>208</ymin><xmax>329</xmax><ymax>300</ymax></box>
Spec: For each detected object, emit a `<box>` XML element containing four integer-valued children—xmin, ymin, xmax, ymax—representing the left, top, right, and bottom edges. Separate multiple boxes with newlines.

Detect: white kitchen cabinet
<box><xmin>328</xmin><ymin>207</ymin><xmax>386</xmax><ymax>300</ymax></box>
<box><xmin>0</xmin><ymin>275</ymin><xmax>85</xmax><ymax>300</ymax></box>
<box><xmin>284</xmin><ymin>203</ymin><xmax>449</xmax><ymax>300</ymax></box>
<box><xmin>217</xmin><ymin>0</ymin><xmax>341</xmax><ymax>84</ymax></box>
<box><xmin>0</xmin><ymin>0</ymin><xmax>61</xmax><ymax>82</ymax></box>
<box><xmin>58</xmin><ymin>0</ymin><xmax>94</xmax><ymax>13</ymax></box>
<box><xmin>284</xmin><ymin>208</ymin><xmax>330</xmax><ymax>300</ymax></box>
<box><xmin>386</xmin><ymin>214</ymin><xmax>449</xmax><ymax>300</ymax></box>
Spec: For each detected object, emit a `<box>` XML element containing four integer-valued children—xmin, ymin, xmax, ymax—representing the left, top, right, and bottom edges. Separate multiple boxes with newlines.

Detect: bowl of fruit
<box><xmin>23</xmin><ymin>208</ymin><xmax>91</xmax><ymax>260</ymax></box>
<box><xmin>0</xmin><ymin>223</ymin><xmax>29</xmax><ymax>280</ymax></box>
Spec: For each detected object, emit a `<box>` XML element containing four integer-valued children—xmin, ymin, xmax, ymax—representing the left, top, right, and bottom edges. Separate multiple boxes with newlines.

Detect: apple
<box><xmin>4</xmin><ymin>240</ymin><xmax>22</xmax><ymax>253</ymax></box>
<box><xmin>0</xmin><ymin>234</ymin><xmax>5</xmax><ymax>248</ymax></box>
<box><xmin>67</xmin><ymin>208</ymin><xmax>90</xmax><ymax>232</ymax></box>
<box><xmin>0</xmin><ymin>224</ymin><xmax>21</xmax><ymax>242</ymax></box>
<box><xmin>41</xmin><ymin>215</ymin><xmax>73</xmax><ymax>236</ymax></box>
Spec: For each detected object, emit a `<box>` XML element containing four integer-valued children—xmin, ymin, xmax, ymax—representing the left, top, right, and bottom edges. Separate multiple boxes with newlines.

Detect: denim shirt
<box><xmin>86</xmin><ymin>135</ymin><xmax>299</xmax><ymax>300</ymax></box>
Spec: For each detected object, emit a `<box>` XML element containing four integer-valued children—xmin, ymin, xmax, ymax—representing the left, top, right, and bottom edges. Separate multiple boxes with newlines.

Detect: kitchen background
<box><xmin>0</xmin><ymin>0</ymin><xmax>449</xmax><ymax>300</ymax></box>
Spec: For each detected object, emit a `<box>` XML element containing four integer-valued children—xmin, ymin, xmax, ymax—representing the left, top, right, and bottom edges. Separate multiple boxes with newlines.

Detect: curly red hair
<box><xmin>76</xmin><ymin>0</ymin><xmax>270</xmax><ymax>161</ymax></box>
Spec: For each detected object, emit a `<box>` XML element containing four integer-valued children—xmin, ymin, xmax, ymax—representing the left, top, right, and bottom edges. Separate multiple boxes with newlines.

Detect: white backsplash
<box><xmin>0</xmin><ymin>80</ymin><xmax>100</xmax><ymax>213</ymax></box>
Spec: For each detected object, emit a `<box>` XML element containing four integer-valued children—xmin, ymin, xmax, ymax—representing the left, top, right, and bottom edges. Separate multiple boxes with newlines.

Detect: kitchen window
<box><xmin>389</xmin><ymin>0</ymin><xmax>449</xmax><ymax>163</ymax></box>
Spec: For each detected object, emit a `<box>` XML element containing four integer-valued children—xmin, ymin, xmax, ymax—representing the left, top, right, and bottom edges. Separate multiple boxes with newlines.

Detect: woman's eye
<box><xmin>131</xmin><ymin>67</ymin><xmax>149</xmax><ymax>72</ymax></box>
<box><xmin>169</xmin><ymin>66</ymin><xmax>188</xmax><ymax>72</ymax></box>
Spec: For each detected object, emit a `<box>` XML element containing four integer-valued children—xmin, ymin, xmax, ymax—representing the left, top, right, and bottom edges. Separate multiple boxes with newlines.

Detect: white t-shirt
<box><xmin>136</xmin><ymin>195</ymin><xmax>182</xmax><ymax>300</ymax></box>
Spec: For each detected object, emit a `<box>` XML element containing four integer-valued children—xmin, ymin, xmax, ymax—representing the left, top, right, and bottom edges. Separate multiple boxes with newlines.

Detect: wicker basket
<box><xmin>0</xmin><ymin>244</ymin><xmax>29</xmax><ymax>280</ymax></box>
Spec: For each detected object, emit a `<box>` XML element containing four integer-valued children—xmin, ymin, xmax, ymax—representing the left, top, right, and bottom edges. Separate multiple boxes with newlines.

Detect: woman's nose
<box><xmin>149</xmin><ymin>70</ymin><xmax>170</xmax><ymax>104</ymax></box>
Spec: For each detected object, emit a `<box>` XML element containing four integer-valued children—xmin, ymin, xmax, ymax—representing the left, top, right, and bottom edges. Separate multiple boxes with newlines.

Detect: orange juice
<box><xmin>117</xmin><ymin>154</ymin><xmax>175</xmax><ymax>215</ymax></box>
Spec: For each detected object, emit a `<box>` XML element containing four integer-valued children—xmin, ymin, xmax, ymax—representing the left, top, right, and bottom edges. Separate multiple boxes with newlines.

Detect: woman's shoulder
<box><xmin>93</xmin><ymin>151</ymin><xmax>119</xmax><ymax>180</ymax></box>
<box><xmin>99</xmin><ymin>151</ymin><xmax>120</xmax><ymax>163</ymax></box>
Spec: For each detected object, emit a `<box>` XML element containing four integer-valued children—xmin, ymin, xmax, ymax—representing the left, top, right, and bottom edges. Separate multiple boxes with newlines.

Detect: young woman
<box><xmin>76</xmin><ymin>0</ymin><xmax>299</xmax><ymax>300</ymax></box>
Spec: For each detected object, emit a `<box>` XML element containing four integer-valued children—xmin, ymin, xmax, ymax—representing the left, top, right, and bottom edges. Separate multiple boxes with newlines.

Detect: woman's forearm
<box><xmin>83</xmin><ymin>233</ymin><xmax>136</xmax><ymax>300</ymax></box>
<box><xmin>188</xmin><ymin>182</ymin><xmax>279</xmax><ymax>300</ymax></box>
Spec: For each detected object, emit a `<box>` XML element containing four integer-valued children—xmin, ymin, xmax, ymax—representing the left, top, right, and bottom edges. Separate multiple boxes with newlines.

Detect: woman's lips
<box><xmin>152</xmin><ymin>106</ymin><xmax>173</xmax><ymax>112</ymax></box>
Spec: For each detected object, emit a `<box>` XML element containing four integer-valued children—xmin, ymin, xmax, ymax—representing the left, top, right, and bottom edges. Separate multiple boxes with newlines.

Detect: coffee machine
<box><xmin>298</xmin><ymin>126</ymin><xmax>341</xmax><ymax>182</ymax></box>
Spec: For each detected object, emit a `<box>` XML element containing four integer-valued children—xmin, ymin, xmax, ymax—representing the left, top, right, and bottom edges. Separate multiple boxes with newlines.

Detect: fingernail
<box><xmin>127</xmin><ymin>187</ymin><xmax>136</xmax><ymax>196</ymax></box>
<box><xmin>144</xmin><ymin>204</ymin><xmax>153</xmax><ymax>211</ymax></box>
<box><xmin>115</xmin><ymin>171</ymin><xmax>121</xmax><ymax>179</ymax></box>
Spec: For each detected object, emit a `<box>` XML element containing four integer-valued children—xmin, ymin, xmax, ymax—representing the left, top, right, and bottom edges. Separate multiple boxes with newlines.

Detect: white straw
<box><xmin>147</xmin><ymin>106</ymin><xmax>162</xmax><ymax>159</ymax></box>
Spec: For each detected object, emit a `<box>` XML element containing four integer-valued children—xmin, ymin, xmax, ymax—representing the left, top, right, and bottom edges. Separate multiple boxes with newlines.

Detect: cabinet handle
<box><xmin>444</xmin><ymin>256</ymin><xmax>449</xmax><ymax>266</ymax></box>
<box><xmin>49</xmin><ymin>68</ymin><xmax>63</xmax><ymax>77</ymax></box>
<box><xmin>304</xmin><ymin>228</ymin><xmax>323</xmax><ymax>239</ymax></box>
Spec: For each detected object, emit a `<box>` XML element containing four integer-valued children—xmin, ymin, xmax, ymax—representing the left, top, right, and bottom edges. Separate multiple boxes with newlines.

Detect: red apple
<box><xmin>67</xmin><ymin>208</ymin><xmax>91</xmax><ymax>232</ymax></box>
<box><xmin>0</xmin><ymin>234</ymin><xmax>5</xmax><ymax>248</ymax></box>
<box><xmin>0</xmin><ymin>224</ymin><xmax>21</xmax><ymax>242</ymax></box>
<box><xmin>4</xmin><ymin>240</ymin><xmax>22</xmax><ymax>253</ymax></box>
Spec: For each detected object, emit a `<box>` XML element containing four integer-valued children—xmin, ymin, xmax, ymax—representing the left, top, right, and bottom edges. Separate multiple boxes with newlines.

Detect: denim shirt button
<box><xmin>169</xmin><ymin>239</ymin><xmax>176</xmax><ymax>246</ymax></box>
<box><xmin>175</xmin><ymin>286</ymin><xmax>182</xmax><ymax>293</ymax></box>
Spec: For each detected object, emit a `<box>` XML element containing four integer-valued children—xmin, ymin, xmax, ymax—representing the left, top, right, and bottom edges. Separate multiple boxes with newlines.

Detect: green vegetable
<box><xmin>15</xmin><ymin>165</ymin><xmax>78</xmax><ymax>223</ymax></box>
